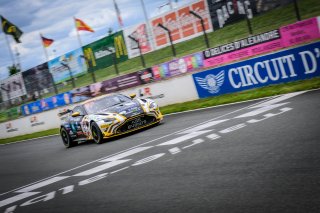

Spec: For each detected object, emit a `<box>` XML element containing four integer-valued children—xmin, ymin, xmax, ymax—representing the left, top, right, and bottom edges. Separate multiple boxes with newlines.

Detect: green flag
<box><xmin>1</xmin><ymin>15</ymin><xmax>23</xmax><ymax>43</ymax></box>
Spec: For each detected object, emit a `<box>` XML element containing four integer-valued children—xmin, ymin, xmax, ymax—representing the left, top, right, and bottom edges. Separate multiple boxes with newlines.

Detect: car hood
<box><xmin>95</xmin><ymin>100</ymin><xmax>144</xmax><ymax>118</ymax></box>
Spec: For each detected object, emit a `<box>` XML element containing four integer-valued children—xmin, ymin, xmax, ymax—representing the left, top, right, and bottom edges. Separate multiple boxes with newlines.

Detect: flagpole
<box><xmin>74</xmin><ymin>17</ymin><xmax>83</xmax><ymax>49</ymax></box>
<box><xmin>40</xmin><ymin>33</ymin><xmax>49</xmax><ymax>61</ymax></box>
<box><xmin>4</xmin><ymin>33</ymin><xmax>15</xmax><ymax>66</ymax></box>
<box><xmin>39</xmin><ymin>33</ymin><xmax>58</xmax><ymax>94</ymax></box>
<box><xmin>73</xmin><ymin>17</ymin><xmax>97</xmax><ymax>83</ymax></box>
<box><xmin>113</xmin><ymin>0</ymin><xmax>122</xmax><ymax>30</ymax></box>
<box><xmin>1</xmin><ymin>15</ymin><xmax>16</xmax><ymax>66</ymax></box>
<box><xmin>140</xmin><ymin>0</ymin><xmax>155</xmax><ymax>51</ymax></box>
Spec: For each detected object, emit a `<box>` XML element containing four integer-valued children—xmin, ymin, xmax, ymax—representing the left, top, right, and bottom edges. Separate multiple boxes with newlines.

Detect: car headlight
<box><xmin>149</xmin><ymin>102</ymin><xmax>158</xmax><ymax>109</ymax></box>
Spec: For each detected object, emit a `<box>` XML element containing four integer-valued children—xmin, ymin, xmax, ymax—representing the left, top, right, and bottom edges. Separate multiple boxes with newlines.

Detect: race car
<box><xmin>59</xmin><ymin>93</ymin><xmax>163</xmax><ymax>148</ymax></box>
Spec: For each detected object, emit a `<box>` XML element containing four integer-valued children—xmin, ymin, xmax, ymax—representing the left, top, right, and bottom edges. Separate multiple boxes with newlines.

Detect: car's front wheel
<box><xmin>60</xmin><ymin>127</ymin><xmax>77</xmax><ymax>148</ymax></box>
<box><xmin>91</xmin><ymin>122</ymin><xmax>104</xmax><ymax>144</ymax></box>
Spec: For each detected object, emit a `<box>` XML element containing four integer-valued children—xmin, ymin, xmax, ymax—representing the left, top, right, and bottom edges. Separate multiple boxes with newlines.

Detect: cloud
<box><xmin>0</xmin><ymin>0</ymin><xmax>196</xmax><ymax>81</ymax></box>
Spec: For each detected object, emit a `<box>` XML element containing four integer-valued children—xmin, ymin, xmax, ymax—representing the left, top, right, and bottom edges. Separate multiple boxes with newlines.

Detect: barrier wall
<box><xmin>0</xmin><ymin>104</ymin><xmax>76</xmax><ymax>138</ymax></box>
<box><xmin>0</xmin><ymin>75</ymin><xmax>197</xmax><ymax>139</ymax></box>
<box><xmin>121</xmin><ymin>75</ymin><xmax>199</xmax><ymax>107</ymax></box>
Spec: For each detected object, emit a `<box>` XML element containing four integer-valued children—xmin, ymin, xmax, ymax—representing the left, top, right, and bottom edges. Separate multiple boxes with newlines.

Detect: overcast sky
<box><xmin>0</xmin><ymin>0</ymin><xmax>194</xmax><ymax>80</ymax></box>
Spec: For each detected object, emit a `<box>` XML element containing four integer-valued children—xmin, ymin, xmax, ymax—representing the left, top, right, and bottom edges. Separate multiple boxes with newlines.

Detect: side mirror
<box><xmin>71</xmin><ymin>112</ymin><xmax>80</xmax><ymax>117</ymax></box>
<box><xmin>129</xmin><ymin>93</ymin><xmax>136</xmax><ymax>99</ymax></box>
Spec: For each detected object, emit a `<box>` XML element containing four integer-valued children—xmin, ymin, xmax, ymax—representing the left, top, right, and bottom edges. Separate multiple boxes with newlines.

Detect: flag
<box><xmin>113</xmin><ymin>0</ymin><xmax>123</xmax><ymax>27</ymax></box>
<box><xmin>75</xmin><ymin>18</ymin><xmax>94</xmax><ymax>32</ymax></box>
<box><xmin>41</xmin><ymin>34</ymin><xmax>54</xmax><ymax>48</ymax></box>
<box><xmin>1</xmin><ymin>15</ymin><xmax>23</xmax><ymax>43</ymax></box>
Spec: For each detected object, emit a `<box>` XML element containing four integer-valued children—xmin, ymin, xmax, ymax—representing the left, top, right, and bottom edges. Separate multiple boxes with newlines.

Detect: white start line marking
<box><xmin>0</xmin><ymin>91</ymin><xmax>304</xmax><ymax>212</ymax></box>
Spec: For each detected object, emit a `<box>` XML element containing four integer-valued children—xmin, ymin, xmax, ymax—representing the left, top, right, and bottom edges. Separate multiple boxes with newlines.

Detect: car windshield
<box><xmin>83</xmin><ymin>95</ymin><xmax>131</xmax><ymax>114</ymax></box>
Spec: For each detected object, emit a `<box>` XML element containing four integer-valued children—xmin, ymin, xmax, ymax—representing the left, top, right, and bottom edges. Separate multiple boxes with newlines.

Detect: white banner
<box><xmin>121</xmin><ymin>74</ymin><xmax>198</xmax><ymax>107</ymax></box>
<box><xmin>123</xmin><ymin>23</ymin><xmax>154</xmax><ymax>59</ymax></box>
<box><xmin>0</xmin><ymin>73</ymin><xmax>27</xmax><ymax>101</ymax></box>
<box><xmin>150</xmin><ymin>0</ymin><xmax>213</xmax><ymax>50</ymax></box>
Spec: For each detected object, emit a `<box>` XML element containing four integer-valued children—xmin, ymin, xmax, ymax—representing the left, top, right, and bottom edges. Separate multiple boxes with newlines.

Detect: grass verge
<box><xmin>0</xmin><ymin>128</ymin><xmax>59</xmax><ymax>145</ymax></box>
<box><xmin>1</xmin><ymin>77</ymin><xmax>319</xmax><ymax>145</ymax></box>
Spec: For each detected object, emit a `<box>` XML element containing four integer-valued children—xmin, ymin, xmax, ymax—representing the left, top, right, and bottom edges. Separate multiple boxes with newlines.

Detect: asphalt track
<box><xmin>0</xmin><ymin>90</ymin><xmax>319</xmax><ymax>213</ymax></box>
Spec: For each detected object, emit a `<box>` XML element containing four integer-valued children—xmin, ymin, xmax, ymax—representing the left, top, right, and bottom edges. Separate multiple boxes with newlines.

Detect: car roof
<box><xmin>81</xmin><ymin>93</ymin><xmax>124</xmax><ymax>105</ymax></box>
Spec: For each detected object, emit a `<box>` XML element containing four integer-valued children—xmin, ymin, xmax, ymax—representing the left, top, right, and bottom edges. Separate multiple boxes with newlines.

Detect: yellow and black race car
<box><xmin>59</xmin><ymin>93</ymin><xmax>163</xmax><ymax>148</ymax></box>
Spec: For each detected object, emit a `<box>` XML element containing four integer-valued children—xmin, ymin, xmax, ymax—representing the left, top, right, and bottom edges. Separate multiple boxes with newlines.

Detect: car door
<box><xmin>69</xmin><ymin>106</ymin><xmax>87</xmax><ymax>139</ymax></box>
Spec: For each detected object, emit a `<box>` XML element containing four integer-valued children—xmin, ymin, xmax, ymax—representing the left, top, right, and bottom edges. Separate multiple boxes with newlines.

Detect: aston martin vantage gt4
<box><xmin>59</xmin><ymin>94</ymin><xmax>163</xmax><ymax>148</ymax></box>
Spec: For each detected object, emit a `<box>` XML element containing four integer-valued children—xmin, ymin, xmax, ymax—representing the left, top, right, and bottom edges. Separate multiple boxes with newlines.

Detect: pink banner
<box><xmin>204</xmin><ymin>17</ymin><xmax>320</xmax><ymax>68</ymax></box>
<box><xmin>280</xmin><ymin>17</ymin><xmax>320</xmax><ymax>47</ymax></box>
<box><xmin>204</xmin><ymin>39</ymin><xmax>282</xmax><ymax>67</ymax></box>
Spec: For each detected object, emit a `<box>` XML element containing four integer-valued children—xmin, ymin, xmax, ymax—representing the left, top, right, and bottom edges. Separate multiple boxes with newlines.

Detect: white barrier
<box><xmin>121</xmin><ymin>75</ymin><xmax>198</xmax><ymax>107</ymax></box>
<box><xmin>0</xmin><ymin>104</ymin><xmax>77</xmax><ymax>139</ymax></box>
<box><xmin>0</xmin><ymin>75</ymin><xmax>198</xmax><ymax>139</ymax></box>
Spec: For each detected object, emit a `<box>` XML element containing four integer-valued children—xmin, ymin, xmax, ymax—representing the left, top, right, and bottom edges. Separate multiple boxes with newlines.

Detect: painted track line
<box><xmin>0</xmin><ymin>93</ymin><xmax>288</xmax><ymax>197</ymax></box>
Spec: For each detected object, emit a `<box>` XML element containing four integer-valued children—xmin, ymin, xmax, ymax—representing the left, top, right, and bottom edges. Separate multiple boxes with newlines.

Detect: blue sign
<box><xmin>193</xmin><ymin>41</ymin><xmax>320</xmax><ymax>98</ymax></box>
<box><xmin>21</xmin><ymin>92</ymin><xmax>72</xmax><ymax>116</ymax></box>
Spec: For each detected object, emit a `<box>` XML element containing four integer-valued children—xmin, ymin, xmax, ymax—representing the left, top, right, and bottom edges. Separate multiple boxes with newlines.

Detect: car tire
<box><xmin>91</xmin><ymin>122</ymin><xmax>104</xmax><ymax>144</ymax></box>
<box><xmin>60</xmin><ymin>127</ymin><xmax>77</xmax><ymax>148</ymax></box>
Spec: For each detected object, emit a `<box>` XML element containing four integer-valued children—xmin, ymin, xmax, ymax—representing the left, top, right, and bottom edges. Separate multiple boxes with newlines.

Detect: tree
<box><xmin>8</xmin><ymin>64</ymin><xmax>20</xmax><ymax>76</ymax></box>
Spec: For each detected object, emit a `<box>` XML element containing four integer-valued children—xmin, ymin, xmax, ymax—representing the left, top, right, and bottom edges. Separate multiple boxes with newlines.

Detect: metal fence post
<box><xmin>243</xmin><ymin>0</ymin><xmax>253</xmax><ymax>35</ymax></box>
<box><xmin>157</xmin><ymin>23</ymin><xmax>176</xmax><ymax>57</ymax></box>
<box><xmin>128</xmin><ymin>35</ymin><xmax>146</xmax><ymax>68</ymax></box>
<box><xmin>189</xmin><ymin>10</ymin><xmax>210</xmax><ymax>48</ymax></box>
<box><xmin>293</xmin><ymin>0</ymin><xmax>301</xmax><ymax>21</ymax></box>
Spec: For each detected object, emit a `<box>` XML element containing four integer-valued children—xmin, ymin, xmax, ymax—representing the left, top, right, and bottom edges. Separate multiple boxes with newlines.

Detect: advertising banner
<box><xmin>21</xmin><ymin>92</ymin><xmax>72</xmax><ymax>116</ymax></box>
<box><xmin>280</xmin><ymin>17</ymin><xmax>320</xmax><ymax>47</ymax></box>
<box><xmin>0</xmin><ymin>73</ymin><xmax>27</xmax><ymax>101</ymax></box>
<box><xmin>152</xmin><ymin>52</ymin><xmax>204</xmax><ymax>80</ymax></box>
<box><xmin>86</xmin><ymin>72</ymin><xmax>142</xmax><ymax>96</ymax></box>
<box><xmin>206</xmin><ymin>0</ymin><xmax>256</xmax><ymax>30</ymax></box>
<box><xmin>70</xmin><ymin>85</ymin><xmax>92</xmax><ymax>103</ymax></box>
<box><xmin>152</xmin><ymin>63</ymin><xmax>171</xmax><ymax>81</ymax></box>
<box><xmin>123</xmin><ymin>23</ymin><xmax>153</xmax><ymax>59</ymax></box>
<box><xmin>206</xmin><ymin>0</ymin><xmax>291</xmax><ymax>30</ymax></box>
<box><xmin>83</xmin><ymin>31</ymin><xmax>129</xmax><ymax>72</ymax></box>
<box><xmin>150</xmin><ymin>0</ymin><xmax>212</xmax><ymax>49</ymax></box>
<box><xmin>203</xmin><ymin>29</ymin><xmax>282</xmax><ymax>67</ymax></box>
<box><xmin>193</xmin><ymin>41</ymin><xmax>320</xmax><ymax>98</ymax></box>
<box><xmin>102</xmin><ymin>73</ymin><xmax>141</xmax><ymax>91</ymax></box>
<box><xmin>22</xmin><ymin>63</ymin><xmax>55</xmax><ymax>96</ymax></box>
<box><xmin>203</xmin><ymin>18</ymin><xmax>320</xmax><ymax>68</ymax></box>
<box><xmin>48</xmin><ymin>48</ymin><xmax>87</xmax><ymax>84</ymax></box>
<box><xmin>137</xmin><ymin>68</ymin><xmax>154</xmax><ymax>84</ymax></box>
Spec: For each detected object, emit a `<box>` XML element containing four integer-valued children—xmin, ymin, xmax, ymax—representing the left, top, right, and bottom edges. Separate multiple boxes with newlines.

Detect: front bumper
<box><xmin>101</xmin><ymin>111</ymin><xmax>163</xmax><ymax>138</ymax></box>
